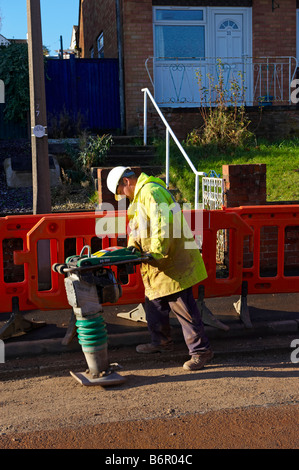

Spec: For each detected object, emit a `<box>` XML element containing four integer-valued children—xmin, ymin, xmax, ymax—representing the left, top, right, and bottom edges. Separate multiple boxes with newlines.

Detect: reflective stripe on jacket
<box><xmin>127</xmin><ymin>173</ymin><xmax>207</xmax><ymax>300</ymax></box>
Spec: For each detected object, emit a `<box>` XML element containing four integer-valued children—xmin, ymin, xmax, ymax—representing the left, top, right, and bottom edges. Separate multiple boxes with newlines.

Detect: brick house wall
<box><xmin>78</xmin><ymin>0</ymin><xmax>299</xmax><ymax>135</ymax></box>
<box><xmin>252</xmin><ymin>0</ymin><xmax>296</xmax><ymax>58</ymax></box>
<box><xmin>138</xmin><ymin>105</ymin><xmax>299</xmax><ymax>141</ymax></box>
<box><xmin>78</xmin><ymin>0</ymin><xmax>118</xmax><ymax>58</ymax></box>
<box><xmin>122</xmin><ymin>0</ymin><xmax>154</xmax><ymax>134</ymax></box>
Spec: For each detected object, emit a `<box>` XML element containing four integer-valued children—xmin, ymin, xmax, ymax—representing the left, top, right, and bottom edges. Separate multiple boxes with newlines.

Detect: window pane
<box><xmin>97</xmin><ymin>33</ymin><xmax>104</xmax><ymax>58</ymax></box>
<box><xmin>155</xmin><ymin>25</ymin><xmax>205</xmax><ymax>59</ymax></box>
<box><xmin>156</xmin><ymin>9</ymin><xmax>203</xmax><ymax>22</ymax></box>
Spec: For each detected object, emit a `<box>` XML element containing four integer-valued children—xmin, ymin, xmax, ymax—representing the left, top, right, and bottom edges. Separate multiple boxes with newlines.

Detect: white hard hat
<box><xmin>107</xmin><ymin>166</ymin><xmax>132</xmax><ymax>200</ymax></box>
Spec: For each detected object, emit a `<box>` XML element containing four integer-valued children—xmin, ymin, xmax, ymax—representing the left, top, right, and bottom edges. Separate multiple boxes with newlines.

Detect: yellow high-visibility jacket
<box><xmin>127</xmin><ymin>173</ymin><xmax>207</xmax><ymax>300</ymax></box>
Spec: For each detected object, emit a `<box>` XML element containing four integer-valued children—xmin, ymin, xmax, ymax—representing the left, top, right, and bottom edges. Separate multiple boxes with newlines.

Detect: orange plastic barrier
<box><xmin>0</xmin><ymin>211</ymin><xmax>118</xmax><ymax>313</ymax></box>
<box><xmin>184</xmin><ymin>208</ymin><xmax>253</xmax><ymax>299</ymax></box>
<box><xmin>225</xmin><ymin>205</ymin><xmax>299</xmax><ymax>295</ymax></box>
<box><xmin>13</xmin><ymin>211</ymin><xmax>145</xmax><ymax>311</ymax></box>
<box><xmin>0</xmin><ymin>205</ymin><xmax>298</xmax><ymax>314</ymax></box>
<box><xmin>0</xmin><ymin>214</ymin><xmax>44</xmax><ymax>313</ymax></box>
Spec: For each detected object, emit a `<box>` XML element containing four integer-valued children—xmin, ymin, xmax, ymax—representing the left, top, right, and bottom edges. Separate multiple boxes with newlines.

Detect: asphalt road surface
<box><xmin>0</xmin><ymin>338</ymin><xmax>298</xmax><ymax>451</ymax></box>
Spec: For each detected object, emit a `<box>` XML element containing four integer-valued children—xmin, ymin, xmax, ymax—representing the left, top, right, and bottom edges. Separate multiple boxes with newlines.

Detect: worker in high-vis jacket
<box><xmin>106</xmin><ymin>166</ymin><xmax>213</xmax><ymax>371</ymax></box>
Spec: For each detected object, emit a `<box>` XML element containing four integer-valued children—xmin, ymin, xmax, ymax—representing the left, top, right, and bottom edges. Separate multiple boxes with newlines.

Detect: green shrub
<box><xmin>63</xmin><ymin>133</ymin><xmax>113</xmax><ymax>184</ymax></box>
<box><xmin>78</xmin><ymin>134</ymin><xmax>113</xmax><ymax>169</ymax></box>
<box><xmin>0</xmin><ymin>43</ymin><xmax>29</xmax><ymax>122</ymax></box>
<box><xmin>186</xmin><ymin>60</ymin><xmax>255</xmax><ymax>150</ymax></box>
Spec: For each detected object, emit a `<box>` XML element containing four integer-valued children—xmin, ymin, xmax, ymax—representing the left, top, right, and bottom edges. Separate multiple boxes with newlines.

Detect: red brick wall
<box><xmin>122</xmin><ymin>0</ymin><xmax>154</xmax><ymax>134</ymax></box>
<box><xmin>252</xmin><ymin>0</ymin><xmax>297</xmax><ymax>104</ymax></box>
<box><xmin>79</xmin><ymin>0</ymin><xmax>118</xmax><ymax>58</ymax></box>
<box><xmin>78</xmin><ymin>0</ymin><xmax>153</xmax><ymax>133</ymax></box>
<box><xmin>139</xmin><ymin>106</ymin><xmax>299</xmax><ymax>141</ymax></box>
<box><xmin>222</xmin><ymin>164</ymin><xmax>267</xmax><ymax>207</ymax></box>
<box><xmin>252</xmin><ymin>0</ymin><xmax>296</xmax><ymax>58</ymax></box>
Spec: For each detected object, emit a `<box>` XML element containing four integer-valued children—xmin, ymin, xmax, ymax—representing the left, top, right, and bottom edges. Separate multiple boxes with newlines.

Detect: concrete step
<box><xmin>111</xmin><ymin>135</ymin><xmax>141</xmax><ymax>145</ymax></box>
<box><xmin>105</xmin><ymin>140</ymin><xmax>157</xmax><ymax>166</ymax></box>
<box><xmin>105</xmin><ymin>154</ymin><xmax>156</xmax><ymax>163</ymax></box>
<box><xmin>89</xmin><ymin>135</ymin><xmax>160</xmax><ymax>188</ymax></box>
<box><xmin>108</xmin><ymin>145</ymin><xmax>155</xmax><ymax>156</ymax></box>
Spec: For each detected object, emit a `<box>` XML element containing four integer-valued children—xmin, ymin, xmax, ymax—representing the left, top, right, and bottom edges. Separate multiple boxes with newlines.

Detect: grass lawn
<box><xmin>154</xmin><ymin>139</ymin><xmax>299</xmax><ymax>205</ymax></box>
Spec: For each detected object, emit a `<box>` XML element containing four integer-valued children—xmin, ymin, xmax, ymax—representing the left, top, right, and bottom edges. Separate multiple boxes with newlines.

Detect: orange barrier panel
<box><xmin>225</xmin><ymin>205</ymin><xmax>299</xmax><ymax>295</ymax></box>
<box><xmin>12</xmin><ymin>208</ymin><xmax>253</xmax><ymax>311</ymax></box>
<box><xmin>13</xmin><ymin>211</ymin><xmax>145</xmax><ymax>311</ymax></box>
<box><xmin>184</xmin><ymin>209</ymin><xmax>253</xmax><ymax>299</ymax></box>
<box><xmin>0</xmin><ymin>212</ymin><xmax>112</xmax><ymax>313</ymax></box>
<box><xmin>0</xmin><ymin>214</ymin><xmax>45</xmax><ymax>313</ymax></box>
<box><xmin>0</xmin><ymin>205</ymin><xmax>298</xmax><ymax>314</ymax></box>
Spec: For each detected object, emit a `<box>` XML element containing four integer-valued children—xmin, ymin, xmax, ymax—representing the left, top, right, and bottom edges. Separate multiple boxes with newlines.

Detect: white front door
<box><xmin>214</xmin><ymin>14</ymin><xmax>243</xmax><ymax>58</ymax></box>
<box><xmin>152</xmin><ymin>6</ymin><xmax>252</xmax><ymax>107</ymax></box>
<box><xmin>212</xmin><ymin>12</ymin><xmax>249</xmax><ymax>104</ymax></box>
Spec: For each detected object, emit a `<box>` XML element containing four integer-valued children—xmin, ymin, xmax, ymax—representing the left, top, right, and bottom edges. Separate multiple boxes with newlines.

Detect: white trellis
<box><xmin>202</xmin><ymin>176</ymin><xmax>226</xmax><ymax>266</ymax></box>
<box><xmin>202</xmin><ymin>176</ymin><xmax>224</xmax><ymax>210</ymax></box>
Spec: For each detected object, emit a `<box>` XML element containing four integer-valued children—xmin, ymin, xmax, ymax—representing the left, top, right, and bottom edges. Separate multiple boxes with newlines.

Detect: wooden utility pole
<box><xmin>27</xmin><ymin>0</ymin><xmax>51</xmax><ymax>214</ymax></box>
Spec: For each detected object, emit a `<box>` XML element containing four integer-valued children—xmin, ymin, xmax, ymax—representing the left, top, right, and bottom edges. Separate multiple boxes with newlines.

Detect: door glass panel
<box><xmin>155</xmin><ymin>25</ymin><xmax>205</xmax><ymax>59</ymax></box>
<box><xmin>219</xmin><ymin>20</ymin><xmax>239</xmax><ymax>30</ymax></box>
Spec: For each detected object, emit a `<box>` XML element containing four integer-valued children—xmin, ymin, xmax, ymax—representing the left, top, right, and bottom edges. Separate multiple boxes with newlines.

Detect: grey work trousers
<box><xmin>144</xmin><ymin>286</ymin><xmax>210</xmax><ymax>355</ymax></box>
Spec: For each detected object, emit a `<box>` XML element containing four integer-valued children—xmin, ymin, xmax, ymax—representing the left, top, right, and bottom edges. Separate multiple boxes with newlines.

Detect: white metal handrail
<box><xmin>142</xmin><ymin>87</ymin><xmax>205</xmax><ymax>209</ymax></box>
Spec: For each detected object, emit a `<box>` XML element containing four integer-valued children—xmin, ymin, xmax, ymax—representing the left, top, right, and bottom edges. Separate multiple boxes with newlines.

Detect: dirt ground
<box><xmin>0</xmin><ymin>344</ymin><xmax>298</xmax><ymax>450</ymax></box>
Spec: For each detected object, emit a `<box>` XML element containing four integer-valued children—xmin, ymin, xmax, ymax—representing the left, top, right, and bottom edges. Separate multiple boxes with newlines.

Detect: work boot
<box><xmin>183</xmin><ymin>349</ymin><xmax>214</xmax><ymax>371</ymax></box>
<box><xmin>136</xmin><ymin>343</ymin><xmax>174</xmax><ymax>354</ymax></box>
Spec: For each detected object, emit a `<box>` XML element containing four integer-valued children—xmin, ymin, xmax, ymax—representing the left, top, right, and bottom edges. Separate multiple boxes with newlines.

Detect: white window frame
<box><xmin>154</xmin><ymin>5</ymin><xmax>206</xmax><ymax>23</ymax></box>
<box><xmin>153</xmin><ymin>6</ymin><xmax>207</xmax><ymax>60</ymax></box>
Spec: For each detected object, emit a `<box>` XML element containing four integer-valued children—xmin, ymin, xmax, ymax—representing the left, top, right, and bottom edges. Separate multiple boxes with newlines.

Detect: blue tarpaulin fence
<box><xmin>45</xmin><ymin>56</ymin><xmax>121</xmax><ymax>132</ymax></box>
<box><xmin>0</xmin><ymin>57</ymin><xmax>121</xmax><ymax>139</ymax></box>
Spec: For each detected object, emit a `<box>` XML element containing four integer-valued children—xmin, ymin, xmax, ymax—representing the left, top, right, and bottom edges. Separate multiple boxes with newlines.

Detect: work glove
<box><xmin>127</xmin><ymin>246</ymin><xmax>153</xmax><ymax>263</ymax></box>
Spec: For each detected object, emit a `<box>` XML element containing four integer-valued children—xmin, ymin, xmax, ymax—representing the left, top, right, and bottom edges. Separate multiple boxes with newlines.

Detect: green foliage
<box><xmin>186</xmin><ymin>60</ymin><xmax>255</xmax><ymax>150</ymax></box>
<box><xmin>0</xmin><ymin>43</ymin><xmax>30</xmax><ymax>122</ymax></box>
<box><xmin>77</xmin><ymin>134</ymin><xmax>113</xmax><ymax>169</ymax></box>
<box><xmin>186</xmin><ymin>107</ymin><xmax>254</xmax><ymax>149</ymax></box>
<box><xmin>63</xmin><ymin>133</ymin><xmax>113</xmax><ymax>183</ymax></box>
